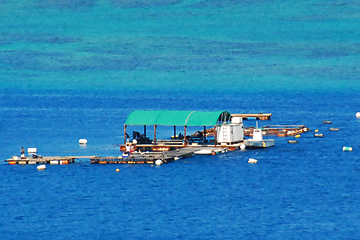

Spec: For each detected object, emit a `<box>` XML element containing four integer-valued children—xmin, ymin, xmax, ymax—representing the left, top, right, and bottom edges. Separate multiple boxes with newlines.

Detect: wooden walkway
<box><xmin>90</xmin><ymin>146</ymin><xmax>228</xmax><ymax>164</ymax></box>
<box><xmin>5</xmin><ymin>146</ymin><xmax>233</xmax><ymax>165</ymax></box>
<box><xmin>232</xmin><ymin>113</ymin><xmax>272</xmax><ymax>120</ymax></box>
<box><xmin>5</xmin><ymin>156</ymin><xmax>97</xmax><ymax>165</ymax></box>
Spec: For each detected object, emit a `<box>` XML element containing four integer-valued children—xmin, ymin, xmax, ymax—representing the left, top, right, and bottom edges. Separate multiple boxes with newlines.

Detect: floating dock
<box><xmin>90</xmin><ymin>147</ymin><xmax>227</xmax><ymax>164</ymax></box>
<box><xmin>5</xmin><ymin>156</ymin><xmax>96</xmax><ymax>165</ymax></box>
<box><xmin>244</xmin><ymin>125</ymin><xmax>309</xmax><ymax>137</ymax></box>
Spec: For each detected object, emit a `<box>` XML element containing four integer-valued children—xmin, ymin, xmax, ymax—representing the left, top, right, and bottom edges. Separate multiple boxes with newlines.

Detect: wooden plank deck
<box><xmin>5</xmin><ymin>156</ymin><xmax>97</xmax><ymax>165</ymax></box>
<box><xmin>232</xmin><ymin>113</ymin><xmax>272</xmax><ymax>120</ymax></box>
<box><xmin>90</xmin><ymin>146</ymin><xmax>233</xmax><ymax>164</ymax></box>
<box><xmin>5</xmin><ymin>145</ymin><xmax>238</xmax><ymax>165</ymax></box>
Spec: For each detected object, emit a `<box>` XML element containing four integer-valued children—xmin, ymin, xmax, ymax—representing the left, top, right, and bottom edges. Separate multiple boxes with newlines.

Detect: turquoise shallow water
<box><xmin>1</xmin><ymin>1</ymin><xmax>360</xmax><ymax>239</ymax></box>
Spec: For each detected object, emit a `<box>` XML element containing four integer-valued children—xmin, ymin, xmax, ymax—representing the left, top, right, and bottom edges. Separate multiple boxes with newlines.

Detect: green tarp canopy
<box><xmin>125</xmin><ymin>110</ymin><xmax>231</xmax><ymax>126</ymax></box>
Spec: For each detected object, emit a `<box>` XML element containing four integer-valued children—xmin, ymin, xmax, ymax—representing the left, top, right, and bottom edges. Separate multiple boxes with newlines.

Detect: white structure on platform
<box><xmin>27</xmin><ymin>148</ymin><xmax>37</xmax><ymax>155</ymax></box>
<box><xmin>244</xmin><ymin>124</ymin><xmax>275</xmax><ymax>148</ymax></box>
<box><xmin>216</xmin><ymin>117</ymin><xmax>244</xmax><ymax>144</ymax></box>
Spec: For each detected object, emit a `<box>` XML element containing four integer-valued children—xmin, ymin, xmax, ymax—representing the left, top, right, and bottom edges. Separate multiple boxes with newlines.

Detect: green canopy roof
<box><xmin>125</xmin><ymin>110</ymin><xmax>231</xmax><ymax>126</ymax></box>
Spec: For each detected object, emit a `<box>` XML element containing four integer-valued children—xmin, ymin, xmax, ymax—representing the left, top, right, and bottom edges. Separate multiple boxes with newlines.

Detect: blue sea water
<box><xmin>1</xmin><ymin>0</ymin><xmax>360</xmax><ymax>239</ymax></box>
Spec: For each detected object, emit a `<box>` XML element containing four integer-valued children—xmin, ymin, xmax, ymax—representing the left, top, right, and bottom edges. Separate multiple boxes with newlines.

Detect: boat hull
<box><xmin>244</xmin><ymin>139</ymin><xmax>275</xmax><ymax>148</ymax></box>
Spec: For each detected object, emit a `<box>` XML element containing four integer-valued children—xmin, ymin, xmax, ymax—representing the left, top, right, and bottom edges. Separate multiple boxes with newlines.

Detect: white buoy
<box><xmin>37</xmin><ymin>165</ymin><xmax>46</xmax><ymax>170</ymax></box>
<box><xmin>79</xmin><ymin>139</ymin><xmax>88</xmax><ymax>144</ymax></box>
<box><xmin>356</xmin><ymin>112</ymin><xmax>360</xmax><ymax>119</ymax></box>
<box><xmin>155</xmin><ymin>160</ymin><xmax>163</xmax><ymax>165</ymax></box>
<box><xmin>240</xmin><ymin>144</ymin><xmax>246</xmax><ymax>150</ymax></box>
<box><xmin>174</xmin><ymin>157</ymin><xmax>180</xmax><ymax>161</ymax></box>
<box><xmin>343</xmin><ymin>146</ymin><xmax>353</xmax><ymax>152</ymax></box>
<box><xmin>248</xmin><ymin>158</ymin><xmax>257</xmax><ymax>164</ymax></box>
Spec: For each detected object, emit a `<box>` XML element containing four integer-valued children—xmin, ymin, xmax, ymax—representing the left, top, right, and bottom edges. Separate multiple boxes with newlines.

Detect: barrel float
<box><xmin>288</xmin><ymin>140</ymin><xmax>298</xmax><ymax>144</ymax></box>
<box><xmin>314</xmin><ymin>133</ymin><xmax>324</xmax><ymax>137</ymax></box>
<box><xmin>329</xmin><ymin>128</ymin><xmax>340</xmax><ymax>131</ymax></box>
<box><xmin>19</xmin><ymin>161</ymin><xmax>27</xmax><ymax>165</ymax></box>
<box><xmin>50</xmin><ymin>160</ymin><xmax>59</xmax><ymax>165</ymax></box>
<box><xmin>60</xmin><ymin>160</ymin><xmax>69</xmax><ymax>165</ymax></box>
<box><xmin>79</xmin><ymin>139</ymin><xmax>88</xmax><ymax>144</ymax></box>
<box><xmin>37</xmin><ymin>165</ymin><xmax>46</xmax><ymax>170</ymax></box>
<box><xmin>343</xmin><ymin>146</ymin><xmax>353</xmax><ymax>152</ymax></box>
<box><xmin>295</xmin><ymin>134</ymin><xmax>301</xmax><ymax>138</ymax></box>
<box><xmin>356</xmin><ymin>112</ymin><xmax>360</xmax><ymax>119</ymax></box>
<box><xmin>8</xmin><ymin>161</ymin><xmax>17</xmax><ymax>165</ymax></box>
<box><xmin>248</xmin><ymin>158</ymin><xmax>257</xmax><ymax>164</ymax></box>
<box><xmin>155</xmin><ymin>160</ymin><xmax>163</xmax><ymax>165</ymax></box>
<box><xmin>323</xmin><ymin>120</ymin><xmax>332</xmax><ymax>124</ymax></box>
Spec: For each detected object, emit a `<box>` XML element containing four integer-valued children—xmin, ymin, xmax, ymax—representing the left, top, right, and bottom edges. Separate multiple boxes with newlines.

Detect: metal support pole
<box><xmin>124</xmin><ymin>125</ymin><xmax>127</xmax><ymax>144</ymax></box>
<box><xmin>173</xmin><ymin>126</ymin><xmax>176</xmax><ymax>138</ymax></box>
<box><xmin>214</xmin><ymin>126</ymin><xmax>217</xmax><ymax>146</ymax></box>
<box><xmin>154</xmin><ymin>125</ymin><xmax>157</xmax><ymax>146</ymax></box>
<box><xmin>203</xmin><ymin>126</ymin><xmax>206</xmax><ymax>143</ymax></box>
<box><xmin>184</xmin><ymin>126</ymin><xmax>187</xmax><ymax>146</ymax></box>
<box><xmin>144</xmin><ymin>125</ymin><xmax>146</xmax><ymax>138</ymax></box>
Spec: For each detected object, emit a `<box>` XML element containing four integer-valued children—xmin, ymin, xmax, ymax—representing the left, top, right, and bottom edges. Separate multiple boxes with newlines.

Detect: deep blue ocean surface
<box><xmin>1</xmin><ymin>1</ymin><xmax>360</xmax><ymax>239</ymax></box>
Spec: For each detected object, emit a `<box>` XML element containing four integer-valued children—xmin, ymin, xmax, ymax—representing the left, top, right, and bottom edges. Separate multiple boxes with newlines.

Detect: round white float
<box><xmin>155</xmin><ymin>160</ymin><xmax>163</xmax><ymax>165</ymax></box>
<box><xmin>356</xmin><ymin>112</ymin><xmax>360</xmax><ymax>119</ymax></box>
<box><xmin>37</xmin><ymin>165</ymin><xmax>46</xmax><ymax>170</ymax></box>
<box><xmin>240</xmin><ymin>144</ymin><xmax>246</xmax><ymax>150</ymax></box>
<box><xmin>79</xmin><ymin>139</ymin><xmax>88</xmax><ymax>144</ymax></box>
<box><xmin>248</xmin><ymin>158</ymin><xmax>257</xmax><ymax>164</ymax></box>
